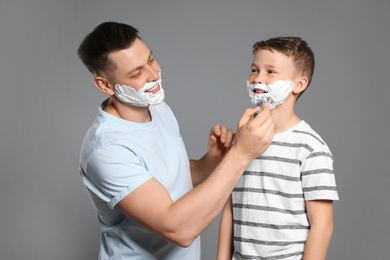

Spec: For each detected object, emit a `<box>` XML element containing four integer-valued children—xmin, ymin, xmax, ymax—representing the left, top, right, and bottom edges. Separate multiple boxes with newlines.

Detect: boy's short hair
<box><xmin>77</xmin><ymin>21</ymin><xmax>140</xmax><ymax>79</ymax></box>
<box><xmin>253</xmin><ymin>36</ymin><xmax>315</xmax><ymax>89</ymax></box>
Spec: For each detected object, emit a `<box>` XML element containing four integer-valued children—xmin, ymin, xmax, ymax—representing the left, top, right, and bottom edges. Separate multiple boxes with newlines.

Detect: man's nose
<box><xmin>146</xmin><ymin>66</ymin><xmax>160</xmax><ymax>81</ymax></box>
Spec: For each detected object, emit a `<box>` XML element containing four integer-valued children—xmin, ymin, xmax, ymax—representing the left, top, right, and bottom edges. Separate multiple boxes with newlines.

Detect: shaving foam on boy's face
<box><xmin>114</xmin><ymin>71</ymin><xmax>164</xmax><ymax>107</ymax></box>
<box><xmin>246</xmin><ymin>80</ymin><xmax>294</xmax><ymax>110</ymax></box>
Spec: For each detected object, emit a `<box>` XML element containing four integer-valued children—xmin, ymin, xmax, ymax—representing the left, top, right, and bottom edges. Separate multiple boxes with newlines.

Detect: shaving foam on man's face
<box><xmin>246</xmin><ymin>80</ymin><xmax>294</xmax><ymax>110</ymax></box>
<box><xmin>114</xmin><ymin>71</ymin><xmax>164</xmax><ymax>107</ymax></box>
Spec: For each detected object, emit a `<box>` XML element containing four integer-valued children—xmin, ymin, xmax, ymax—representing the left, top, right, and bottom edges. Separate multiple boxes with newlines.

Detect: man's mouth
<box><xmin>145</xmin><ymin>83</ymin><xmax>160</xmax><ymax>94</ymax></box>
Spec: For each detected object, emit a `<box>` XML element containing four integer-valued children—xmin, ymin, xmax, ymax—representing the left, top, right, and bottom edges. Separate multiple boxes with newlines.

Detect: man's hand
<box><xmin>232</xmin><ymin>106</ymin><xmax>274</xmax><ymax>161</ymax></box>
<box><xmin>207</xmin><ymin>125</ymin><xmax>234</xmax><ymax>161</ymax></box>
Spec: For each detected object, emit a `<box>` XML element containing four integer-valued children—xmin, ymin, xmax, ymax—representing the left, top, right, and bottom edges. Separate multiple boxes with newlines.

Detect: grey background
<box><xmin>1</xmin><ymin>0</ymin><xmax>389</xmax><ymax>259</ymax></box>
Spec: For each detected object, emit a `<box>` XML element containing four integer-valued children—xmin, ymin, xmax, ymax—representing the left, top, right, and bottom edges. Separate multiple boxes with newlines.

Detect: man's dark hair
<box><xmin>77</xmin><ymin>21</ymin><xmax>140</xmax><ymax>78</ymax></box>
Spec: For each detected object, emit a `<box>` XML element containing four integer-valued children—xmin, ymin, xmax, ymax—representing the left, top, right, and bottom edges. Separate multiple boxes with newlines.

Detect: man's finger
<box><xmin>238</xmin><ymin>107</ymin><xmax>261</xmax><ymax>128</ymax></box>
<box><xmin>251</xmin><ymin>106</ymin><xmax>271</xmax><ymax>127</ymax></box>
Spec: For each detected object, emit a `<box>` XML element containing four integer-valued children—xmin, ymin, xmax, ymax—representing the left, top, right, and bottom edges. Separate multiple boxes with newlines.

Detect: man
<box><xmin>78</xmin><ymin>21</ymin><xmax>274</xmax><ymax>259</ymax></box>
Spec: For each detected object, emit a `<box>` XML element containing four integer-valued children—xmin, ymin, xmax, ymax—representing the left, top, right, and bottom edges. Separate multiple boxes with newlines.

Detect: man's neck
<box><xmin>104</xmin><ymin>98</ymin><xmax>151</xmax><ymax>123</ymax></box>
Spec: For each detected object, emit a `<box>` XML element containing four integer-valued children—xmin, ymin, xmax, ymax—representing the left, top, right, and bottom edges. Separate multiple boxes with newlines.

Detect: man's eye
<box><xmin>268</xmin><ymin>70</ymin><xmax>276</xmax><ymax>74</ymax></box>
<box><xmin>251</xmin><ymin>69</ymin><xmax>258</xmax><ymax>74</ymax></box>
<box><xmin>131</xmin><ymin>72</ymin><xmax>141</xmax><ymax>79</ymax></box>
<box><xmin>149</xmin><ymin>58</ymin><xmax>155</xmax><ymax>64</ymax></box>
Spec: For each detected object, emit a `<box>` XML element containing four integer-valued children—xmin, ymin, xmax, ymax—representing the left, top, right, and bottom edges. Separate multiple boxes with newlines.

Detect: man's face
<box><xmin>108</xmin><ymin>38</ymin><xmax>161</xmax><ymax>92</ymax></box>
<box><xmin>248</xmin><ymin>49</ymin><xmax>295</xmax><ymax>86</ymax></box>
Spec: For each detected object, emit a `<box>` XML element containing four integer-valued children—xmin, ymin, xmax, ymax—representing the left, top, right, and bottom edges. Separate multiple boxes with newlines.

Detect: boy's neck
<box><xmin>270</xmin><ymin>104</ymin><xmax>301</xmax><ymax>134</ymax></box>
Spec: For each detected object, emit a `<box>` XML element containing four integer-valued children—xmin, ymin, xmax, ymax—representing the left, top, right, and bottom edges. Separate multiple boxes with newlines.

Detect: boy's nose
<box><xmin>253</xmin><ymin>73</ymin><xmax>264</xmax><ymax>84</ymax></box>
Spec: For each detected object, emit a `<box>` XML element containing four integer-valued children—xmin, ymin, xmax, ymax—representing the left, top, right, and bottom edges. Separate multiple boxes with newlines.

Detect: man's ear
<box><xmin>93</xmin><ymin>76</ymin><xmax>115</xmax><ymax>96</ymax></box>
<box><xmin>292</xmin><ymin>76</ymin><xmax>308</xmax><ymax>95</ymax></box>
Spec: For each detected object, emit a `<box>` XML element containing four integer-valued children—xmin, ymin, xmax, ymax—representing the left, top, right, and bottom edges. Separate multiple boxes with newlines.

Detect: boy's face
<box><xmin>246</xmin><ymin>49</ymin><xmax>298</xmax><ymax>109</ymax></box>
<box><xmin>248</xmin><ymin>49</ymin><xmax>295</xmax><ymax>85</ymax></box>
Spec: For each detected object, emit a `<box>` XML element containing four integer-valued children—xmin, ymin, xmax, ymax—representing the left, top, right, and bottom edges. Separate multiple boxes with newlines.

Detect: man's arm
<box><xmin>217</xmin><ymin>196</ymin><xmax>234</xmax><ymax>260</ymax></box>
<box><xmin>117</xmin><ymin>107</ymin><xmax>274</xmax><ymax>247</ymax></box>
<box><xmin>302</xmin><ymin>200</ymin><xmax>334</xmax><ymax>260</ymax></box>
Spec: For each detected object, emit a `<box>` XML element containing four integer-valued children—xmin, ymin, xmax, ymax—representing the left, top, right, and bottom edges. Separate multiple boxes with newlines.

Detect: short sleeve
<box><xmin>86</xmin><ymin>144</ymin><xmax>153</xmax><ymax>209</ymax></box>
<box><xmin>301</xmin><ymin>145</ymin><xmax>339</xmax><ymax>201</ymax></box>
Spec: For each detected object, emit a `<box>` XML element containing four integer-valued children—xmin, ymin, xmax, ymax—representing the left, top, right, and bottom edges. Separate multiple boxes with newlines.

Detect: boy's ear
<box><xmin>93</xmin><ymin>76</ymin><xmax>115</xmax><ymax>96</ymax></box>
<box><xmin>292</xmin><ymin>76</ymin><xmax>309</xmax><ymax>95</ymax></box>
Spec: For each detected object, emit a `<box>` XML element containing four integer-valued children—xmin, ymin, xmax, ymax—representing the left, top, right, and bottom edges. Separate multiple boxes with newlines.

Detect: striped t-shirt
<box><xmin>232</xmin><ymin>120</ymin><xmax>339</xmax><ymax>260</ymax></box>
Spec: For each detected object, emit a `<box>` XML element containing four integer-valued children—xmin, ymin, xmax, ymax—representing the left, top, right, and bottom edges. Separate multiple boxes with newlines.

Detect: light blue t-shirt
<box><xmin>79</xmin><ymin>100</ymin><xmax>200</xmax><ymax>260</ymax></box>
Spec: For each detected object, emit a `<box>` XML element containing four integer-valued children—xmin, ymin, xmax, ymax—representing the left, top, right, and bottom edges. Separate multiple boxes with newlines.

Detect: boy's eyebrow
<box><xmin>263</xmin><ymin>64</ymin><xmax>280</xmax><ymax>70</ymax></box>
<box><xmin>251</xmin><ymin>63</ymin><xmax>279</xmax><ymax>69</ymax></box>
<box><xmin>125</xmin><ymin>51</ymin><xmax>153</xmax><ymax>76</ymax></box>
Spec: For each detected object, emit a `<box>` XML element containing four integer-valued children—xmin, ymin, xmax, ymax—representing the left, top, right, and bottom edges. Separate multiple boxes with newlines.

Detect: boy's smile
<box><xmin>253</xmin><ymin>87</ymin><xmax>268</xmax><ymax>94</ymax></box>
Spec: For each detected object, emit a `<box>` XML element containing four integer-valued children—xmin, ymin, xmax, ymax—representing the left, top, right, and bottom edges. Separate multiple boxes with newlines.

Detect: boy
<box><xmin>217</xmin><ymin>37</ymin><xmax>339</xmax><ymax>260</ymax></box>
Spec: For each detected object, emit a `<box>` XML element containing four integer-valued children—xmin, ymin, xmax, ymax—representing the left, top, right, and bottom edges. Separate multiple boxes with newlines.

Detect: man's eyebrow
<box><xmin>126</xmin><ymin>65</ymin><xmax>142</xmax><ymax>77</ymax></box>
<box><xmin>126</xmin><ymin>51</ymin><xmax>153</xmax><ymax>77</ymax></box>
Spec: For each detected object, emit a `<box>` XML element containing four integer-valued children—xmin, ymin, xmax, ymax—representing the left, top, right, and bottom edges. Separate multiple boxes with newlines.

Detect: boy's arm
<box><xmin>217</xmin><ymin>196</ymin><xmax>234</xmax><ymax>260</ymax></box>
<box><xmin>302</xmin><ymin>200</ymin><xmax>334</xmax><ymax>260</ymax></box>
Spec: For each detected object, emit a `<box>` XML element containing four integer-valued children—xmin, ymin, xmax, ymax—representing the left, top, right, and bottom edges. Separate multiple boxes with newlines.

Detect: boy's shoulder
<box><xmin>291</xmin><ymin>121</ymin><xmax>330</xmax><ymax>152</ymax></box>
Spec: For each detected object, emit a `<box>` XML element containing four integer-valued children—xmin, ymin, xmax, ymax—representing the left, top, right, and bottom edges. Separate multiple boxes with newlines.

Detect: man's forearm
<box><xmin>190</xmin><ymin>153</ymin><xmax>221</xmax><ymax>187</ymax></box>
<box><xmin>167</xmin><ymin>146</ymin><xmax>251</xmax><ymax>246</ymax></box>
